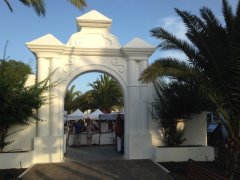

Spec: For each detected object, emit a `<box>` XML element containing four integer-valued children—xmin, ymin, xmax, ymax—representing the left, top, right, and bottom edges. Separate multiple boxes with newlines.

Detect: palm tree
<box><xmin>64</xmin><ymin>85</ymin><xmax>82</xmax><ymax>114</ymax></box>
<box><xmin>139</xmin><ymin>0</ymin><xmax>240</xmax><ymax>136</ymax></box>
<box><xmin>153</xmin><ymin>80</ymin><xmax>213</xmax><ymax>146</ymax></box>
<box><xmin>88</xmin><ymin>74</ymin><xmax>123</xmax><ymax>113</ymax></box>
<box><xmin>3</xmin><ymin>0</ymin><xmax>87</xmax><ymax>16</ymax></box>
<box><xmin>73</xmin><ymin>90</ymin><xmax>97</xmax><ymax>112</ymax></box>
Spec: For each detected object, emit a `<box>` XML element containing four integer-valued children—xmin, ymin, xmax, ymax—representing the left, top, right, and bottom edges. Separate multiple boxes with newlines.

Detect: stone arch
<box><xmin>27</xmin><ymin>10</ymin><xmax>155</xmax><ymax>163</ymax></box>
<box><xmin>60</xmin><ymin>64</ymin><xmax>128</xmax><ymax>142</ymax></box>
<box><xmin>63</xmin><ymin>64</ymin><xmax>127</xmax><ymax>95</ymax></box>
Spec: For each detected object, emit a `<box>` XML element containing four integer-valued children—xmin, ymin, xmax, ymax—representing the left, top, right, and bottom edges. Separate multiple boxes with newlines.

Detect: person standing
<box><xmin>114</xmin><ymin>114</ymin><xmax>121</xmax><ymax>152</ymax></box>
<box><xmin>73</xmin><ymin>120</ymin><xmax>83</xmax><ymax>147</ymax></box>
<box><xmin>86</xmin><ymin>118</ymin><xmax>94</xmax><ymax>145</ymax></box>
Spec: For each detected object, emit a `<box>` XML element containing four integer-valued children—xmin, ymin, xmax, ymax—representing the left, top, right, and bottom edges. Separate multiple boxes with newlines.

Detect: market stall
<box><xmin>68</xmin><ymin>132</ymin><xmax>100</xmax><ymax>146</ymax></box>
<box><xmin>67</xmin><ymin>109</ymin><xmax>84</xmax><ymax>121</ymax></box>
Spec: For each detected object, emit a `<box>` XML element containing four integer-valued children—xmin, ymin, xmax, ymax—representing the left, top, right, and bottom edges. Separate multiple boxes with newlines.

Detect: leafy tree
<box><xmin>3</xmin><ymin>0</ymin><xmax>87</xmax><ymax>16</ymax></box>
<box><xmin>140</xmin><ymin>0</ymin><xmax>240</xmax><ymax>136</ymax></box>
<box><xmin>0</xmin><ymin>59</ymin><xmax>32</xmax><ymax>83</ymax></box>
<box><xmin>88</xmin><ymin>74</ymin><xmax>123</xmax><ymax>113</ymax></box>
<box><xmin>0</xmin><ymin>60</ymin><xmax>57</xmax><ymax>151</ymax></box>
<box><xmin>64</xmin><ymin>85</ymin><xmax>82</xmax><ymax>114</ymax></box>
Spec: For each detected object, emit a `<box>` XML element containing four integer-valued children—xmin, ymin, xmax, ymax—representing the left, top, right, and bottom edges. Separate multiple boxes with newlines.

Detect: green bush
<box><xmin>0</xmin><ymin>60</ymin><xmax>56</xmax><ymax>151</ymax></box>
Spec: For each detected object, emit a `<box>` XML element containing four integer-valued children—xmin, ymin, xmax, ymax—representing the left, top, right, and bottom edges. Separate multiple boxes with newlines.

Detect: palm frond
<box><xmin>200</xmin><ymin>7</ymin><xmax>223</xmax><ymax>29</ymax></box>
<box><xmin>19</xmin><ymin>0</ymin><xmax>45</xmax><ymax>16</ymax></box>
<box><xmin>139</xmin><ymin>58</ymin><xmax>197</xmax><ymax>83</ymax></box>
<box><xmin>150</xmin><ymin>27</ymin><xmax>202</xmax><ymax>65</ymax></box>
<box><xmin>236</xmin><ymin>0</ymin><xmax>240</xmax><ymax>20</ymax></box>
<box><xmin>68</xmin><ymin>0</ymin><xmax>87</xmax><ymax>10</ymax></box>
<box><xmin>175</xmin><ymin>8</ymin><xmax>206</xmax><ymax>46</ymax></box>
<box><xmin>4</xmin><ymin>0</ymin><xmax>13</xmax><ymax>12</ymax></box>
<box><xmin>174</xmin><ymin>9</ymin><xmax>214</xmax><ymax>70</ymax></box>
<box><xmin>222</xmin><ymin>0</ymin><xmax>234</xmax><ymax>33</ymax></box>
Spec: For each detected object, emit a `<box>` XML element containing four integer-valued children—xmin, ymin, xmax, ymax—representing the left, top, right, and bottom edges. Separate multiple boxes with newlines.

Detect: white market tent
<box><xmin>99</xmin><ymin>113</ymin><xmax>123</xmax><ymax>121</ymax></box>
<box><xmin>89</xmin><ymin>109</ymin><xmax>104</xmax><ymax>120</ymax></box>
<box><xmin>99</xmin><ymin>114</ymin><xmax>117</xmax><ymax>121</ymax></box>
<box><xmin>67</xmin><ymin>109</ymin><xmax>84</xmax><ymax>121</ymax></box>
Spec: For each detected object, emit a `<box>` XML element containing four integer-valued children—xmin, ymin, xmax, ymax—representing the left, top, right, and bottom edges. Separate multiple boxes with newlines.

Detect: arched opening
<box><xmin>63</xmin><ymin>71</ymin><xmax>126</xmax><ymax>161</ymax></box>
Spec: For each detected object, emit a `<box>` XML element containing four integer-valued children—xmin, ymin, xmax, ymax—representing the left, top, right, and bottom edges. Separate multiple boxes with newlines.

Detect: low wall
<box><xmin>67</xmin><ymin>133</ymin><xmax>114</xmax><ymax>146</ymax></box>
<box><xmin>153</xmin><ymin>146</ymin><xmax>214</xmax><ymax>162</ymax></box>
<box><xmin>0</xmin><ymin>151</ymin><xmax>33</xmax><ymax>169</ymax></box>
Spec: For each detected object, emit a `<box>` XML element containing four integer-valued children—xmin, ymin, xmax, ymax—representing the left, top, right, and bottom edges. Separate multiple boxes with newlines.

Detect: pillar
<box><xmin>127</xmin><ymin>59</ymin><xmax>139</xmax><ymax>134</ymax></box>
<box><xmin>34</xmin><ymin>57</ymin><xmax>63</xmax><ymax>164</ymax></box>
<box><xmin>122</xmin><ymin>39</ymin><xmax>155</xmax><ymax>159</ymax></box>
<box><xmin>49</xmin><ymin>58</ymin><xmax>60</xmax><ymax>136</ymax></box>
<box><xmin>36</xmin><ymin>57</ymin><xmax>50</xmax><ymax>137</ymax></box>
<box><xmin>138</xmin><ymin>60</ymin><xmax>149</xmax><ymax>133</ymax></box>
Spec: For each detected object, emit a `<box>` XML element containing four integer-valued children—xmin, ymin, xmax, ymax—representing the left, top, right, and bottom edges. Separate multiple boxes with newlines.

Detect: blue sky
<box><xmin>1</xmin><ymin>0</ymin><xmax>239</xmax><ymax>92</ymax></box>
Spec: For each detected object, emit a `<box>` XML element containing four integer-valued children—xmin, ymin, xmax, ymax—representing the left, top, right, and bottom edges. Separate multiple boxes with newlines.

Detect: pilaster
<box><xmin>37</xmin><ymin>57</ymin><xmax>50</xmax><ymax>136</ymax></box>
<box><xmin>49</xmin><ymin>58</ymin><xmax>61</xmax><ymax>136</ymax></box>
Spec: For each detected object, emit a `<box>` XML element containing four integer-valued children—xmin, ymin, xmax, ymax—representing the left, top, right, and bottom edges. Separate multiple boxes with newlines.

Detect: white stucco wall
<box><xmin>149</xmin><ymin>112</ymin><xmax>208</xmax><ymax>147</ymax></box>
<box><xmin>4</xmin><ymin>121</ymin><xmax>36</xmax><ymax>152</ymax></box>
<box><xmin>182</xmin><ymin>112</ymin><xmax>208</xmax><ymax>146</ymax></box>
<box><xmin>153</xmin><ymin>146</ymin><xmax>214</xmax><ymax>162</ymax></box>
<box><xmin>25</xmin><ymin>74</ymin><xmax>36</xmax><ymax>86</ymax></box>
<box><xmin>0</xmin><ymin>151</ymin><xmax>34</xmax><ymax>169</ymax></box>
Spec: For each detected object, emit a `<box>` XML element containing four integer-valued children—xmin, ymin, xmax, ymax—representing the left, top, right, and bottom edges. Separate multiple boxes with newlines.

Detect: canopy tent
<box><xmin>66</xmin><ymin>109</ymin><xmax>84</xmax><ymax>121</ymax></box>
<box><xmin>99</xmin><ymin>113</ymin><xmax>124</xmax><ymax>121</ymax></box>
<box><xmin>89</xmin><ymin>109</ymin><xmax>104</xmax><ymax>120</ymax></box>
<box><xmin>64</xmin><ymin>111</ymin><xmax>68</xmax><ymax>121</ymax></box>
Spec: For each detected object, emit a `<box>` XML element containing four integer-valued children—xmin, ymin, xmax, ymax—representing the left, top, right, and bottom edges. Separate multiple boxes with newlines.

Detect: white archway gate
<box><xmin>27</xmin><ymin>10</ymin><xmax>155</xmax><ymax>163</ymax></box>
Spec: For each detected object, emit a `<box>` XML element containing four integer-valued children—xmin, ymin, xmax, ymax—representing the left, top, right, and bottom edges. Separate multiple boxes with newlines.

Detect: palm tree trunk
<box><xmin>0</xmin><ymin>124</ymin><xmax>9</xmax><ymax>152</ymax></box>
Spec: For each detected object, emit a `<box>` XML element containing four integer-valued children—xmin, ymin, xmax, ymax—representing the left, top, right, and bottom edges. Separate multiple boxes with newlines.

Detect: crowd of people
<box><xmin>65</xmin><ymin>118</ymin><xmax>98</xmax><ymax>147</ymax></box>
<box><xmin>64</xmin><ymin>114</ymin><xmax>124</xmax><ymax>151</ymax></box>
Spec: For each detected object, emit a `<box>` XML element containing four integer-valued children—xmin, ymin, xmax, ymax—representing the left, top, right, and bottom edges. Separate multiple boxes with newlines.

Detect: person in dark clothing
<box><xmin>114</xmin><ymin>114</ymin><xmax>124</xmax><ymax>153</ymax></box>
<box><xmin>74</xmin><ymin>120</ymin><xmax>83</xmax><ymax>147</ymax></box>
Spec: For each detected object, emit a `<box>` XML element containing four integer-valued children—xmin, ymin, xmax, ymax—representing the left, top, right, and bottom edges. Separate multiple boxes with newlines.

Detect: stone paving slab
<box><xmin>65</xmin><ymin>146</ymin><xmax>124</xmax><ymax>161</ymax></box>
<box><xmin>21</xmin><ymin>146</ymin><xmax>173</xmax><ymax>180</ymax></box>
<box><xmin>21</xmin><ymin>159</ymin><xmax>172</xmax><ymax>180</ymax></box>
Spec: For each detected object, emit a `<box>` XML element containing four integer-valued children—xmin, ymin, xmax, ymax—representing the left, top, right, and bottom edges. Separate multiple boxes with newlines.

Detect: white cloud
<box><xmin>150</xmin><ymin>16</ymin><xmax>188</xmax><ymax>62</ymax></box>
<box><xmin>158</xmin><ymin>16</ymin><xmax>187</xmax><ymax>40</ymax></box>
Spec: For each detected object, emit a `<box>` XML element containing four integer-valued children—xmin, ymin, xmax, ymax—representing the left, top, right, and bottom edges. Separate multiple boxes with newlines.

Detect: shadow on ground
<box><xmin>21</xmin><ymin>146</ymin><xmax>172</xmax><ymax>180</ymax></box>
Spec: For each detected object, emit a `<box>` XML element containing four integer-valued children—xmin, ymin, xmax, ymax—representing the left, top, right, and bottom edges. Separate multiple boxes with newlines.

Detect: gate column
<box><xmin>26</xmin><ymin>34</ymin><xmax>65</xmax><ymax>164</ymax></box>
<box><xmin>122</xmin><ymin>37</ymin><xmax>155</xmax><ymax>159</ymax></box>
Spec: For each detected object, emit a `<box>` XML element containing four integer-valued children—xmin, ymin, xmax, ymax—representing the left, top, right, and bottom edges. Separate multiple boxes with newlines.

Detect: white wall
<box><xmin>153</xmin><ymin>146</ymin><xmax>214</xmax><ymax>162</ymax></box>
<box><xmin>0</xmin><ymin>151</ymin><xmax>34</xmax><ymax>169</ymax></box>
<box><xmin>25</xmin><ymin>74</ymin><xmax>36</xmax><ymax>86</ymax></box>
<box><xmin>149</xmin><ymin>112</ymin><xmax>208</xmax><ymax>147</ymax></box>
<box><xmin>4</xmin><ymin>121</ymin><xmax>36</xmax><ymax>152</ymax></box>
<box><xmin>149</xmin><ymin>120</ymin><xmax>165</xmax><ymax>146</ymax></box>
<box><xmin>182</xmin><ymin>112</ymin><xmax>208</xmax><ymax>146</ymax></box>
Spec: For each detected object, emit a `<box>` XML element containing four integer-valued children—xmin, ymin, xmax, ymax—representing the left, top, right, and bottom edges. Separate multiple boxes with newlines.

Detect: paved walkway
<box><xmin>65</xmin><ymin>146</ymin><xmax>124</xmax><ymax>161</ymax></box>
<box><xmin>21</xmin><ymin>146</ymin><xmax>172</xmax><ymax>180</ymax></box>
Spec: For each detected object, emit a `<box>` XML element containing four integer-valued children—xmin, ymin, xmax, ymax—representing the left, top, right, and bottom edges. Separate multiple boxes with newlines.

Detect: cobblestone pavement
<box><xmin>21</xmin><ymin>146</ymin><xmax>173</xmax><ymax>180</ymax></box>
